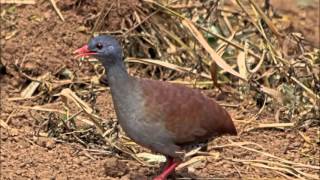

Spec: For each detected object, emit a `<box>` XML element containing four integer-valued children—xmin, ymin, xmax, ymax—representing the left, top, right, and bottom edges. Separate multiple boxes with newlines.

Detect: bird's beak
<box><xmin>74</xmin><ymin>45</ymin><xmax>97</xmax><ymax>58</ymax></box>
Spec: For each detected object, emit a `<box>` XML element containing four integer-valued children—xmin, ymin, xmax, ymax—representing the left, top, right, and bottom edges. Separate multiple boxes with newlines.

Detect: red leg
<box><xmin>162</xmin><ymin>157</ymin><xmax>174</xmax><ymax>170</ymax></box>
<box><xmin>153</xmin><ymin>159</ymin><xmax>179</xmax><ymax>180</ymax></box>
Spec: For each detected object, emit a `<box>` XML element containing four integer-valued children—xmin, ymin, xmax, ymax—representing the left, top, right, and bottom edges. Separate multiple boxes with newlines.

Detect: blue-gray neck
<box><xmin>104</xmin><ymin>59</ymin><xmax>131</xmax><ymax>93</ymax></box>
<box><xmin>103</xmin><ymin>57</ymin><xmax>144</xmax><ymax>133</ymax></box>
<box><xmin>104</xmin><ymin>58</ymin><xmax>138</xmax><ymax>117</ymax></box>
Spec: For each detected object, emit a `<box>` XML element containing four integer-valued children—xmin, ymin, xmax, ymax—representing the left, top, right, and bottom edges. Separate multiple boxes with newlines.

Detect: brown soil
<box><xmin>1</xmin><ymin>1</ymin><xmax>319</xmax><ymax>180</ymax></box>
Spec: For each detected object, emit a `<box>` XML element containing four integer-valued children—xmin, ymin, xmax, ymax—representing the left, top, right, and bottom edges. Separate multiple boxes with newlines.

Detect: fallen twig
<box><xmin>49</xmin><ymin>0</ymin><xmax>65</xmax><ymax>22</ymax></box>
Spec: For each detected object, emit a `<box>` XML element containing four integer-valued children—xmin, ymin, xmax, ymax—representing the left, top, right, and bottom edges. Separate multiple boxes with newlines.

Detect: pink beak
<box><xmin>74</xmin><ymin>45</ymin><xmax>96</xmax><ymax>58</ymax></box>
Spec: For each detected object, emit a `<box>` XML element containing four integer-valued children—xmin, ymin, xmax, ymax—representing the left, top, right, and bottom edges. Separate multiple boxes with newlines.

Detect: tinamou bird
<box><xmin>74</xmin><ymin>35</ymin><xmax>237</xmax><ymax>180</ymax></box>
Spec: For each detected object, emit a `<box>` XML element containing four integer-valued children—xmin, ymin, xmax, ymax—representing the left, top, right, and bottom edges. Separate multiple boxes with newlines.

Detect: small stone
<box><xmin>128</xmin><ymin>173</ymin><xmax>148</xmax><ymax>180</ymax></box>
<box><xmin>23</xmin><ymin>61</ymin><xmax>38</xmax><ymax>72</ymax></box>
<box><xmin>104</xmin><ymin>158</ymin><xmax>129</xmax><ymax>177</ymax></box>
<box><xmin>45</xmin><ymin>139</ymin><xmax>56</xmax><ymax>149</ymax></box>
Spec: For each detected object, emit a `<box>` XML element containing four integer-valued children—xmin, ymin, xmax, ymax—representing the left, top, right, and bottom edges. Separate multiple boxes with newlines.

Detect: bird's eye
<box><xmin>96</xmin><ymin>43</ymin><xmax>103</xmax><ymax>49</ymax></box>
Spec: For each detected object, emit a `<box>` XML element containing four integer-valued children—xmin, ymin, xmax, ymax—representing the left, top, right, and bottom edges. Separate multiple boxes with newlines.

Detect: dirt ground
<box><xmin>1</xmin><ymin>0</ymin><xmax>319</xmax><ymax>180</ymax></box>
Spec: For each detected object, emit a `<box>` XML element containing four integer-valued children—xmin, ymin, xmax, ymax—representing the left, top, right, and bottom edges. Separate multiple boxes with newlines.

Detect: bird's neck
<box><xmin>105</xmin><ymin>60</ymin><xmax>130</xmax><ymax>89</ymax></box>
<box><xmin>105</xmin><ymin>60</ymin><xmax>136</xmax><ymax>112</ymax></box>
<box><xmin>105</xmin><ymin>60</ymin><xmax>140</xmax><ymax>127</ymax></box>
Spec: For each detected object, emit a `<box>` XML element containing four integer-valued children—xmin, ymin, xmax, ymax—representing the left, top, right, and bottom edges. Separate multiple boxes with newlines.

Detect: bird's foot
<box><xmin>153</xmin><ymin>160</ymin><xmax>179</xmax><ymax>180</ymax></box>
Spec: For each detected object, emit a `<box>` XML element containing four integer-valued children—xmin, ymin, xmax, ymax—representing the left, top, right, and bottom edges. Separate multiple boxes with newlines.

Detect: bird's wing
<box><xmin>138</xmin><ymin>78</ymin><xmax>237</xmax><ymax>145</ymax></box>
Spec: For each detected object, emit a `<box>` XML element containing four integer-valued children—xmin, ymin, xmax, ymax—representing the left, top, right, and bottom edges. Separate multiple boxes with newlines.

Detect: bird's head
<box><xmin>74</xmin><ymin>35</ymin><xmax>123</xmax><ymax>66</ymax></box>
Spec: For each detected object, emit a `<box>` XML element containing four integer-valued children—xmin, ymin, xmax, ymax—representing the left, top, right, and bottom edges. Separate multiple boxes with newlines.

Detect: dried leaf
<box><xmin>0</xmin><ymin>0</ymin><xmax>35</xmax><ymax>4</ymax></box>
<box><xmin>136</xmin><ymin>153</ymin><xmax>166</xmax><ymax>163</ymax></box>
<box><xmin>260</xmin><ymin>86</ymin><xmax>284</xmax><ymax>104</ymax></box>
<box><xmin>21</xmin><ymin>72</ymin><xmax>50</xmax><ymax>98</ymax></box>
<box><xmin>182</xmin><ymin>19</ymin><xmax>247</xmax><ymax>81</ymax></box>
<box><xmin>126</xmin><ymin>57</ymin><xmax>211</xmax><ymax>79</ymax></box>
<box><xmin>237</xmin><ymin>51</ymin><xmax>248</xmax><ymax>80</ymax></box>
<box><xmin>176</xmin><ymin>156</ymin><xmax>206</xmax><ymax>170</ymax></box>
<box><xmin>59</xmin><ymin>88</ymin><xmax>93</xmax><ymax>114</ymax></box>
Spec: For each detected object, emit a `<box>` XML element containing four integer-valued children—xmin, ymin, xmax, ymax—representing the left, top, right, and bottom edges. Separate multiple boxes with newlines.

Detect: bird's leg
<box><xmin>162</xmin><ymin>157</ymin><xmax>174</xmax><ymax>170</ymax></box>
<box><xmin>153</xmin><ymin>158</ymin><xmax>179</xmax><ymax>180</ymax></box>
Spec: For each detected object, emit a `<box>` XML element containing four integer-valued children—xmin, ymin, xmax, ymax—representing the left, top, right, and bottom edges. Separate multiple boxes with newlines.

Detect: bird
<box><xmin>74</xmin><ymin>35</ymin><xmax>237</xmax><ymax>180</ymax></box>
